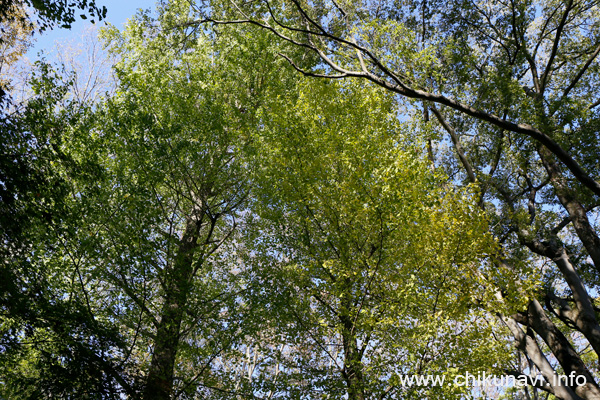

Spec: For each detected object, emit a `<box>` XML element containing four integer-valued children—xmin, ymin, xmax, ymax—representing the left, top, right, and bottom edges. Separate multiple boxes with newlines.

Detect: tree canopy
<box><xmin>1</xmin><ymin>1</ymin><xmax>600</xmax><ymax>399</ymax></box>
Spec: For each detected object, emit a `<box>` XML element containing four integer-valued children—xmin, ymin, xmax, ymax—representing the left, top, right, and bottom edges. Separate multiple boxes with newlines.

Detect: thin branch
<box><xmin>278</xmin><ymin>53</ymin><xmax>348</xmax><ymax>78</ymax></box>
<box><xmin>540</xmin><ymin>0</ymin><xmax>574</xmax><ymax>92</ymax></box>
<box><xmin>429</xmin><ymin>105</ymin><xmax>477</xmax><ymax>183</ymax></box>
<box><xmin>560</xmin><ymin>42</ymin><xmax>600</xmax><ymax>102</ymax></box>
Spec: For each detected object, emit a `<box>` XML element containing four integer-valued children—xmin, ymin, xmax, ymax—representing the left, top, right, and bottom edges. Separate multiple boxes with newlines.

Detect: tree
<box><xmin>1</xmin><ymin>7</ymin><xmax>252</xmax><ymax>398</ymax></box>
<box><xmin>0</xmin><ymin>0</ymin><xmax>107</xmax><ymax>32</ymax></box>
<box><xmin>0</xmin><ymin>62</ymin><xmax>132</xmax><ymax>400</ymax></box>
<box><xmin>191</xmin><ymin>1</ymin><xmax>600</xmax><ymax>398</ymax></box>
<box><xmin>8</xmin><ymin>1</ymin><xmax>600</xmax><ymax>398</ymax></box>
<box><xmin>94</xmin><ymin>12</ymin><xmax>257</xmax><ymax>399</ymax></box>
<box><xmin>0</xmin><ymin>2</ymin><xmax>34</xmax><ymax>96</ymax></box>
<box><xmin>0</xmin><ymin>0</ymin><xmax>107</xmax><ymax>102</ymax></box>
<box><xmin>238</xmin><ymin>76</ymin><xmax>511</xmax><ymax>399</ymax></box>
<box><xmin>2</xmin><ymin>3</ymin><xmax>301</xmax><ymax>397</ymax></box>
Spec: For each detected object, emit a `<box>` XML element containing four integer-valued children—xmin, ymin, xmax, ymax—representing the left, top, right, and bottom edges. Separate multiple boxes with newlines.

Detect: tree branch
<box><xmin>540</xmin><ymin>0</ymin><xmax>574</xmax><ymax>92</ymax></box>
<box><xmin>429</xmin><ymin>105</ymin><xmax>477</xmax><ymax>183</ymax></box>
<box><xmin>560</xmin><ymin>42</ymin><xmax>600</xmax><ymax>102</ymax></box>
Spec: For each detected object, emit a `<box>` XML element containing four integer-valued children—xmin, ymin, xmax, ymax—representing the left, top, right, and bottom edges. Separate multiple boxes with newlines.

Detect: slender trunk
<box><xmin>552</xmin><ymin>250</ymin><xmax>600</xmax><ymax>357</ymax></box>
<box><xmin>143</xmin><ymin>216</ymin><xmax>201</xmax><ymax>400</ymax></box>
<box><xmin>340</xmin><ymin>295</ymin><xmax>365</xmax><ymax>400</ymax></box>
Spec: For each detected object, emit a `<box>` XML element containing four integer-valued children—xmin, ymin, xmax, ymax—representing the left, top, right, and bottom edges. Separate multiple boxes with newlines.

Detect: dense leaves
<box><xmin>244</xmin><ymin>77</ymin><xmax>507</xmax><ymax>399</ymax></box>
<box><xmin>3</xmin><ymin>0</ymin><xmax>600</xmax><ymax>399</ymax></box>
<box><xmin>0</xmin><ymin>0</ymin><xmax>107</xmax><ymax>31</ymax></box>
<box><xmin>202</xmin><ymin>0</ymin><xmax>600</xmax><ymax>399</ymax></box>
<box><xmin>0</xmin><ymin>64</ymin><xmax>130</xmax><ymax>399</ymax></box>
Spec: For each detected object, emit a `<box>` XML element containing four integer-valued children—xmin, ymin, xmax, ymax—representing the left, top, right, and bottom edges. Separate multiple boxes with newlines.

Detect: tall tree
<box><xmin>96</xmin><ymin>10</ymin><xmax>255</xmax><ymax>398</ymax></box>
<box><xmin>2</xmin><ymin>6</ymin><xmax>252</xmax><ymax>398</ymax></box>
<box><xmin>9</xmin><ymin>1</ymin><xmax>600</xmax><ymax>398</ymax></box>
<box><xmin>238</xmin><ymin>77</ymin><xmax>512</xmax><ymax>399</ymax></box>
<box><xmin>0</xmin><ymin>62</ymin><xmax>132</xmax><ymax>400</ymax></box>
<box><xmin>192</xmin><ymin>1</ymin><xmax>600</xmax><ymax>398</ymax></box>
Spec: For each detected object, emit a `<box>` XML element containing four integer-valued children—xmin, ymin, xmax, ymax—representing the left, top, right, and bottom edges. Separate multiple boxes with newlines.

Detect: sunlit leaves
<box><xmin>244</xmin><ymin>77</ymin><xmax>509</xmax><ymax>398</ymax></box>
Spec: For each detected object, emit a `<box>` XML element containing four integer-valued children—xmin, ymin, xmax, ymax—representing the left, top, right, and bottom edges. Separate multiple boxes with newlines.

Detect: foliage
<box><xmin>6</xmin><ymin>0</ymin><xmax>599</xmax><ymax>399</ymax></box>
<box><xmin>0</xmin><ymin>63</ymin><xmax>130</xmax><ymax>399</ymax></box>
<box><xmin>240</xmin><ymin>77</ymin><xmax>510</xmax><ymax>399</ymax></box>
<box><xmin>0</xmin><ymin>0</ymin><xmax>107</xmax><ymax>32</ymax></box>
<box><xmin>200</xmin><ymin>0</ymin><xmax>600</xmax><ymax>398</ymax></box>
<box><xmin>0</xmin><ymin>2</ymin><xmax>34</xmax><ymax>96</ymax></box>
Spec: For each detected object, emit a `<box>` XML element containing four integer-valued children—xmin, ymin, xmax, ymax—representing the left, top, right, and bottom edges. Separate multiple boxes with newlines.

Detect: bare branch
<box><xmin>560</xmin><ymin>42</ymin><xmax>600</xmax><ymax>102</ymax></box>
<box><xmin>540</xmin><ymin>0</ymin><xmax>574</xmax><ymax>92</ymax></box>
<box><xmin>429</xmin><ymin>105</ymin><xmax>477</xmax><ymax>183</ymax></box>
<box><xmin>278</xmin><ymin>53</ymin><xmax>348</xmax><ymax>78</ymax></box>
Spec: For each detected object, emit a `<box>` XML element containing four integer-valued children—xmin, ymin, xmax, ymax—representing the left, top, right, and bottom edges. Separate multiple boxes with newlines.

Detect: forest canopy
<box><xmin>1</xmin><ymin>1</ymin><xmax>600</xmax><ymax>399</ymax></box>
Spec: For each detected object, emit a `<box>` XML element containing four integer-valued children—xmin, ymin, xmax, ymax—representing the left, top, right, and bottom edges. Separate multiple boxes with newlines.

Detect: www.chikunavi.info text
<box><xmin>399</xmin><ymin>372</ymin><xmax>587</xmax><ymax>387</ymax></box>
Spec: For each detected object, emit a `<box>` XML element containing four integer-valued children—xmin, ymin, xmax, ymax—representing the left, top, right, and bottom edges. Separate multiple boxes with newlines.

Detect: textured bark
<box><xmin>143</xmin><ymin>216</ymin><xmax>201</xmax><ymax>400</ymax></box>
<box><xmin>538</xmin><ymin>146</ymin><xmax>600</xmax><ymax>271</ymax></box>
<box><xmin>505</xmin><ymin>316</ymin><xmax>581</xmax><ymax>400</ymax></box>
<box><xmin>523</xmin><ymin>300</ymin><xmax>600</xmax><ymax>400</ymax></box>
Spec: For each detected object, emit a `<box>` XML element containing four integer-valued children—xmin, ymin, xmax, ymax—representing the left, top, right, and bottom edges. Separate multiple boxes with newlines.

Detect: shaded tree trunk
<box><xmin>515</xmin><ymin>300</ymin><xmax>600</xmax><ymax>400</ymax></box>
<box><xmin>143</xmin><ymin>215</ymin><xmax>202</xmax><ymax>400</ymax></box>
<box><xmin>340</xmin><ymin>294</ymin><xmax>366</xmax><ymax>400</ymax></box>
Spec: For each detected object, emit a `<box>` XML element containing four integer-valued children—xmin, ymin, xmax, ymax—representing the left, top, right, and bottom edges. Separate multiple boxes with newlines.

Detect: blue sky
<box><xmin>28</xmin><ymin>0</ymin><xmax>156</xmax><ymax>57</ymax></box>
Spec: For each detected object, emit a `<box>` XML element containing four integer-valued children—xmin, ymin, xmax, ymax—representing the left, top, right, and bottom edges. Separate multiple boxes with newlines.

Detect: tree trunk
<box><xmin>517</xmin><ymin>300</ymin><xmax>600</xmax><ymax>400</ymax></box>
<box><xmin>340</xmin><ymin>295</ymin><xmax>366</xmax><ymax>400</ymax></box>
<box><xmin>505</xmin><ymin>316</ymin><xmax>582</xmax><ymax>400</ymax></box>
<box><xmin>538</xmin><ymin>146</ymin><xmax>600</xmax><ymax>271</ymax></box>
<box><xmin>143</xmin><ymin>216</ymin><xmax>201</xmax><ymax>400</ymax></box>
